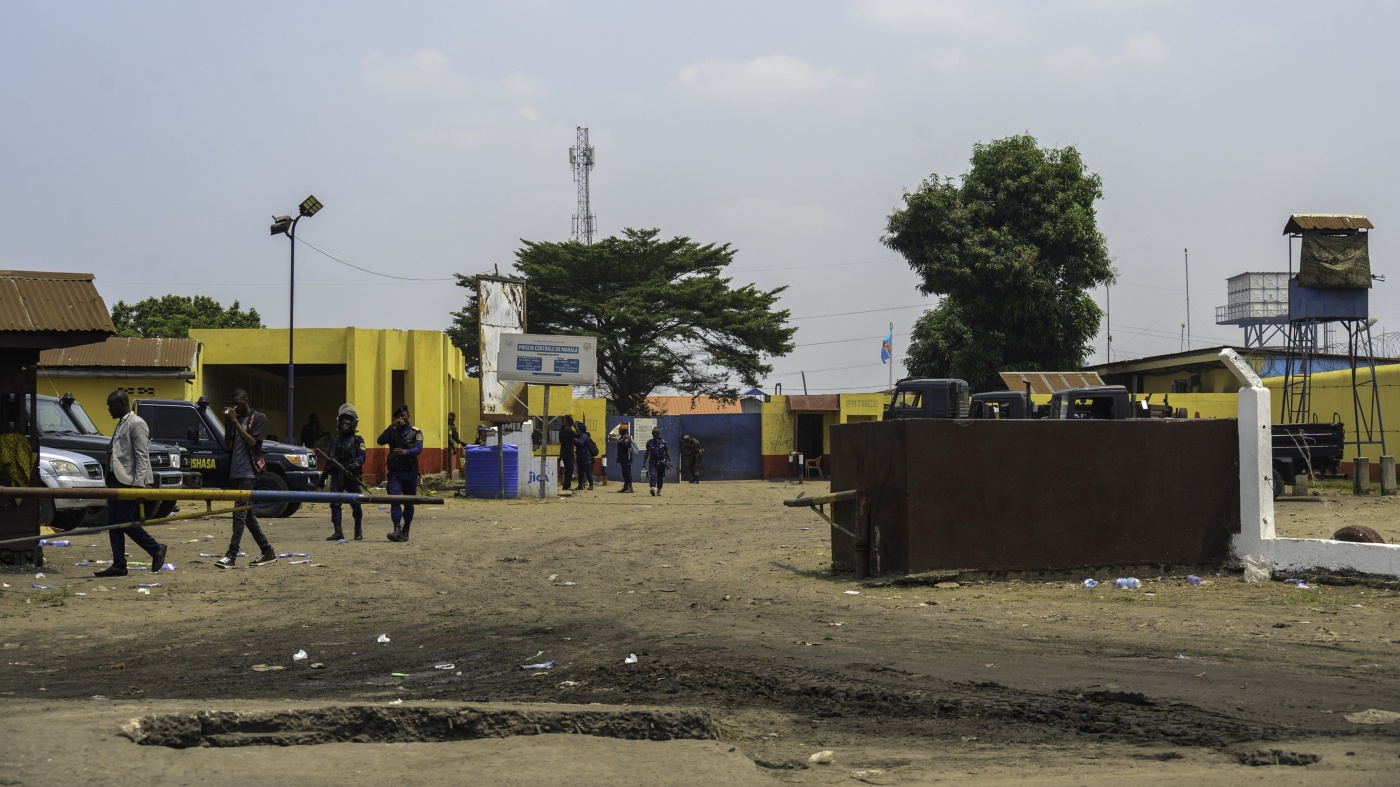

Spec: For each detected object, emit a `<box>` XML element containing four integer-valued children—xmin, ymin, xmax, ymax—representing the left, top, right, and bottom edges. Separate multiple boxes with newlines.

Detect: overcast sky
<box><xmin>3</xmin><ymin>1</ymin><xmax>1397</xmax><ymax>394</ymax></box>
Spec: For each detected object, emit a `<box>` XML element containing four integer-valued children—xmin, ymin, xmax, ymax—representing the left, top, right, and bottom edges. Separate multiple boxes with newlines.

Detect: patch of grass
<box><xmin>712</xmin><ymin>721</ymin><xmax>747</xmax><ymax>743</ymax></box>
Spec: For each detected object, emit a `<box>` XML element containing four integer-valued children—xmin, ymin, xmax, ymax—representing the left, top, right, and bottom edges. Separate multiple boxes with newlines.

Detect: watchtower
<box><xmin>1278</xmin><ymin>214</ymin><xmax>1383</xmax><ymax>456</ymax></box>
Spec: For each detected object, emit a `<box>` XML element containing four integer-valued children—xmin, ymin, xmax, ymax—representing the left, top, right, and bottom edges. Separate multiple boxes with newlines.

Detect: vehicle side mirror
<box><xmin>187</xmin><ymin>427</ymin><xmax>199</xmax><ymax>443</ymax></box>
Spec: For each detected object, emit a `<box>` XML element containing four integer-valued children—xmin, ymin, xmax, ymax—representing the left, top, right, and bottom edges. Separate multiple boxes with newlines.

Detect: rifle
<box><xmin>315</xmin><ymin>447</ymin><xmax>375</xmax><ymax>496</ymax></box>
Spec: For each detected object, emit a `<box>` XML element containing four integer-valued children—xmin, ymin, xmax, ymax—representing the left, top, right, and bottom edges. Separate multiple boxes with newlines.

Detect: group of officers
<box><xmin>95</xmin><ymin>389</ymin><xmax>425</xmax><ymax>578</ymax></box>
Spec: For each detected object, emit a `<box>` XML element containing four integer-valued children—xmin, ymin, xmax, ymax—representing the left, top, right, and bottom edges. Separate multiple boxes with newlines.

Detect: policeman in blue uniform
<box><xmin>645</xmin><ymin>427</ymin><xmax>672</xmax><ymax>497</ymax></box>
<box><xmin>320</xmin><ymin>404</ymin><xmax>367</xmax><ymax>541</ymax></box>
<box><xmin>377</xmin><ymin>404</ymin><xmax>423</xmax><ymax>542</ymax></box>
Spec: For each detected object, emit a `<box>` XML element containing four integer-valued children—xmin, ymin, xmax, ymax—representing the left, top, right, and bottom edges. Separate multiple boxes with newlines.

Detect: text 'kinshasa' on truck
<box><xmin>136</xmin><ymin>397</ymin><xmax>319</xmax><ymax>518</ymax></box>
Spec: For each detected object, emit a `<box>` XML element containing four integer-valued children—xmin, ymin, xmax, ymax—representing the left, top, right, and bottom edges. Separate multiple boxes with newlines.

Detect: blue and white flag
<box><xmin>880</xmin><ymin>328</ymin><xmax>892</xmax><ymax>364</ymax></box>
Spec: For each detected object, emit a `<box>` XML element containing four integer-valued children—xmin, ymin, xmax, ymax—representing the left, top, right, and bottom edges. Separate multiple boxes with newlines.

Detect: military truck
<box><xmin>1046</xmin><ymin>385</ymin><xmax>1185</xmax><ymax>420</ymax></box>
<box><xmin>882</xmin><ymin>378</ymin><xmax>970</xmax><ymax>420</ymax></box>
<box><xmin>136</xmin><ymin>397</ymin><xmax>319</xmax><ymax>518</ymax></box>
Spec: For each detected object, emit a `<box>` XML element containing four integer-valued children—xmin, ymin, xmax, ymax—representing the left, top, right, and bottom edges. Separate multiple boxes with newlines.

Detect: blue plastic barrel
<box><xmin>464</xmin><ymin>445</ymin><xmax>519</xmax><ymax>499</ymax></box>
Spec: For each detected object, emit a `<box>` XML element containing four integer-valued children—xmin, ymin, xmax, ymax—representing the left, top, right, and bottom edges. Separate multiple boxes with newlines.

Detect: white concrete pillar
<box><xmin>1236</xmin><ymin>386</ymin><xmax>1275</xmax><ymax>551</ymax></box>
<box><xmin>1381</xmin><ymin>456</ymin><xmax>1396</xmax><ymax>496</ymax></box>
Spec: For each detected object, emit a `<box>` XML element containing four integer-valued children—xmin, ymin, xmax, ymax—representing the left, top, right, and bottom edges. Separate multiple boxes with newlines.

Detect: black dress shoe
<box><xmin>94</xmin><ymin>566</ymin><xmax>128</xmax><ymax>578</ymax></box>
<box><xmin>151</xmin><ymin>543</ymin><xmax>168</xmax><ymax>573</ymax></box>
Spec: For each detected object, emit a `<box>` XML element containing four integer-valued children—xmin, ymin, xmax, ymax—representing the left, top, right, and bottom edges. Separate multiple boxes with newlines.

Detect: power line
<box><xmin>295</xmin><ymin>237</ymin><xmax>456</xmax><ymax>282</ymax></box>
<box><xmin>791</xmin><ymin>303</ymin><xmax>929</xmax><ymax>321</ymax></box>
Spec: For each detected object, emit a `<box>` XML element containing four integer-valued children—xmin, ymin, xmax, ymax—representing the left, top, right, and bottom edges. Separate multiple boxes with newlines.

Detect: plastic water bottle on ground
<box><xmin>1082</xmin><ymin>579</ymin><xmax>1098</xmax><ymax>588</ymax></box>
<box><xmin>1113</xmin><ymin>577</ymin><xmax>1141</xmax><ymax>589</ymax></box>
<box><xmin>1186</xmin><ymin>575</ymin><xmax>1202</xmax><ymax>586</ymax></box>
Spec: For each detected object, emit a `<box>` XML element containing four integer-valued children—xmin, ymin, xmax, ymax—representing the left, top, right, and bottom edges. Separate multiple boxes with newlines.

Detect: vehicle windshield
<box><xmin>66</xmin><ymin>401</ymin><xmax>103</xmax><ymax>435</ymax></box>
<box><xmin>33</xmin><ymin>399</ymin><xmax>82</xmax><ymax>435</ymax></box>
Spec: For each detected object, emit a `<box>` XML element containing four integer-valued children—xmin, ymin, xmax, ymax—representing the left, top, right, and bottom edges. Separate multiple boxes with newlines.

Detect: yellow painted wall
<box><xmin>1263</xmin><ymin>366</ymin><xmax>1400</xmax><ymax>464</ymax></box>
<box><xmin>35</xmin><ymin>376</ymin><xmax>197</xmax><ymax>424</ymax></box>
<box><xmin>192</xmin><ymin>327</ymin><xmax>471</xmax><ymax>455</ymax></box>
<box><xmin>762</xmin><ymin>396</ymin><xmax>794</xmax><ymax>455</ymax></box>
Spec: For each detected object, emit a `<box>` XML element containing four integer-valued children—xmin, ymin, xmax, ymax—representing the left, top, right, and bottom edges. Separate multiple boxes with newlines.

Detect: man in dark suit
<box><xmin>94</xmin><ymin>390</ymin><xmax>167</xmax><ymax>577</ymax></box>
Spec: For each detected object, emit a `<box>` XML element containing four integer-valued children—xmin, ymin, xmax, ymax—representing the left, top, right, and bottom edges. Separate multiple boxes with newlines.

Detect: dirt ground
<box><xmin>3</xmin><ymin>478</ymin><xmax>1399</xmax><ymax>785</ymax></box>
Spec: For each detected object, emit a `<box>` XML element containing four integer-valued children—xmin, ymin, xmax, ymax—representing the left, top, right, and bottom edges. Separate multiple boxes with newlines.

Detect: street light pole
<box><xmin>271</xmin><ymin>195</ymin><xmax>323</xmax><ymax>442</ymax></box>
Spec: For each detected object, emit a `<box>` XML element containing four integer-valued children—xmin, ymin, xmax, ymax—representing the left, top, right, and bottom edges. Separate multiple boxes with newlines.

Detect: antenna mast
<box><xmin>569</xmin><ymin>126</ymin><xmax>596</xmax><ymax>243</ymax></box>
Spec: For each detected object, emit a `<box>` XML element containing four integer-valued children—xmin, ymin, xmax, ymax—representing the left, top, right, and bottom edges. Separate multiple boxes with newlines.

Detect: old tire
<box><xmin>252</xmin><ymin>472</ymin><xmax>290</xmax><ymax>518</ymax></box>
<box><xmin>1272</xmin><ymin>474</ymin><xmax>1285</xmax><ymax>499</ymax></box>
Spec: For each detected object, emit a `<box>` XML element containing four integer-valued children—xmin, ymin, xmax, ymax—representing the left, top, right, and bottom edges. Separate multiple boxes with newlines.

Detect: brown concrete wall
<box><xmin>830</xmin><ymin>419</ymin><xmax>1240</xmax><ymax>574</ymax></box>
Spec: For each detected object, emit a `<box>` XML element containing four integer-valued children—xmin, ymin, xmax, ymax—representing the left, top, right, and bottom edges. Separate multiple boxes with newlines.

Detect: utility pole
<box><xmin>569</xmin><ymin>127</ymin><xmax>596</xmax><ymax>244</ymax></box>
<box><xmin>1106</xmin><ymin>284</ymin><xmax>1112</xmax><ymax>362</ymax></box>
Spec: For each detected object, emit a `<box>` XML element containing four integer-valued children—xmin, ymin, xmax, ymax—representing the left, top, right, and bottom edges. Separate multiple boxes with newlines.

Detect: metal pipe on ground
<box><xmin>783</xmin><ymin>488</ymin><xmax>872</xmax><ymax>579</ymax></box>
<box><xmin>0</xmin><ymin>503</ymin><xmax>253</xmax><ymax>547</ymax></box>
<box><xmin>0</xmin><ymin>486</ymin><xmax>444</xmax><ymax>506</ymax></box>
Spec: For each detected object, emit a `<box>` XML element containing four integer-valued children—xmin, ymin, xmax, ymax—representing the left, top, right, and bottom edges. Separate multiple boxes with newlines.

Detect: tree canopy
<box><xmin>448</xmin><ymin>228</ymin><xmax>795</xmax><ymax>415</ymax></box>
<box><xmin>110</xmin><ymin>294</ymin><xmax>263</xmax><ymax>339</ymax></box>
<box><xmin>883</xmin><ymin>134</ymin><xmax>1114</xmax><ymax>391</ymax></box>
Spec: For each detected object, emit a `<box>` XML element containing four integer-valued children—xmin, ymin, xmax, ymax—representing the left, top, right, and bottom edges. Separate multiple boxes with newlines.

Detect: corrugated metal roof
<box><xmin>786</xmin><ymin>395</ymin><xmax>841</xmax><ymax>412</ymax></box>
<box><xmin>645</xmin><ymin>395</ymin><xmax>744</xmax><ymax>415</ymax></box>
<box><xmin>0</xmin><ymin>270</ymin><xmax>115</xmax><ymax>334</ymax></box>
<box><xmin>39</xmin><ymin>337</ymin><xmax>199</xmax><ymax>369</ymax></box>
<box><xmin>999</xmin><ymin>371</ymin><xmax>1104</xmax><ymax>395</ymax></box>
<box><xmin>1284</xmin><ymin>214</ymin><xmax>1374</xmax><ymax>234</ymax></box>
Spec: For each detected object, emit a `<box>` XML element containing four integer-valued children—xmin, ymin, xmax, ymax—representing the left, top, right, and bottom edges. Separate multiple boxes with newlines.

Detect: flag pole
<box><xmin>888</xmin><ymin>321</ymin><xmax>893</xmax><ymax>391</ymax></box>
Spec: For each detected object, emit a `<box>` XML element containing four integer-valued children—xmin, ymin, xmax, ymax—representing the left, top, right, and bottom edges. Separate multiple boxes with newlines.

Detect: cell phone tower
<box><xmin>569</xmin><ymin>126</ymin><xmax>596</xmax><ymax>243</ymax></box>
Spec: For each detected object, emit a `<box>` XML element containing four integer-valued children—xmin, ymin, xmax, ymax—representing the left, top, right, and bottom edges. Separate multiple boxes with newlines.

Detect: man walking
<box><xmin>681</xmin><ymin>434</ymin><xmax>705</xmax><ymax>484</ymax></box>
<box><xmin>615</xmin><ymin>423</ymin><xmax>636</xmax><ymax>493</ymax></box>
<box><xmin>645</xmin><ymin>427</ymin><xmax>672</xmax><ymax>497</ymax></box>
<box><xmin>216</xmin><ymin>389</ymin><xmax>277</xmax><ymax>568</ymax></box>
<box><xmin>378</xmin><ymin>404</ymin><xmax>423</xmax><ymax>542</ymax></box>
<box><xmin>574</xmin><ymin>422</ymin><xmax>595</xmax><ymax>491</ymax></box>
<box><xmin>94</xmin><ymin>390</ymin><xmax>167</xmax><ymax>578</ymax></box>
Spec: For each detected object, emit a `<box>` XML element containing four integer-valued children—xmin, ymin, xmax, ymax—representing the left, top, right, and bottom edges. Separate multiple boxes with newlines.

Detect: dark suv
<box><xmin>27</xmin><ymin>393</ymin><xmax>190</xmax><ymax>520</ymax></box>
<box><xmin>137</xmin><ymin>397</ymin><xmax>319</xmax><ymax>518</ymax></box>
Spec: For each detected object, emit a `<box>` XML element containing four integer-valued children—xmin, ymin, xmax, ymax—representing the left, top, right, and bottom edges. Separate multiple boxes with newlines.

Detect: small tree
<box><xmin>110</xmin><ymin>295</ymin><xmax>263</xmax><ymax>339</ymax></box>
<box><xmin>449</xmin><ymin>228</ymin><xmax>795</xmax><ymax>415</ymax></box>
<box><xmin>883</xmin><ymin>135</ymin><xmax>1113</xmax><ymax>391</ymax></box>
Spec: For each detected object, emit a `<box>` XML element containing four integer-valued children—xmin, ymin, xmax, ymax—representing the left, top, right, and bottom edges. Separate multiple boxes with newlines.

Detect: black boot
<box><xmin>353</xmin><ymin>511</ymin><xmax>364</xmax><ymax>541</ymax></box>
<box><xmin>327</xmin><ymin>530</ymin><xmax>345</xmax><ymax>541</ymax></box>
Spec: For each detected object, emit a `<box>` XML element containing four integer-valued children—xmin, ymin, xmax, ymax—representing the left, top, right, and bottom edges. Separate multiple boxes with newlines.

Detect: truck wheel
<box><xmin>37</xmin><ymin>498</ymin><xmax>55</xmax><ymax>529</ymax></box>
<box><xmin>142</xmin><ymin>500</ymin><xmax>177</xmax><ymax>520</ymax></box>
<box><xmin>279</xmin><ymin>502</ymin><xmax>302</xmax><ymax>518</ymax></box>
<box><xmin>252</xmin><ymin>472</ymin><xmax>290</xmax><ymax>518</ymax></box>
<box><xmin>1273</xmin><ymin>474</ymin><xmax>1285</xmax><ymax>499</ymax></box>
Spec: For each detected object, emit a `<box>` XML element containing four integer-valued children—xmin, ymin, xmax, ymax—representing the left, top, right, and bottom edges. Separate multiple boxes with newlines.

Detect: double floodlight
<box><xmin>269</xmin><ymin>195</ymin><xmax>323</xmax><ymax>235</ymax></box>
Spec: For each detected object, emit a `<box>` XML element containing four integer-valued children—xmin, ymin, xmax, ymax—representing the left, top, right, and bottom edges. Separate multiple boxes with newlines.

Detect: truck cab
<box><xmin>883</xmin><ymin>378</ymin><xmax>970</xmax><ymax>420</ymax></box>
<box><xmin>1047</xmin><ymin>385</ymin><xmax>1184</xmax><ymax>420</ymax></box>
<box><xmin>137</xmin><ymin>397</ymin><xmax>319</xmax><ymax>518</ymax></box>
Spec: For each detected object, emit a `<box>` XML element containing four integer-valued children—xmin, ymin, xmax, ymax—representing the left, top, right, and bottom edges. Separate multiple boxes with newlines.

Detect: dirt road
<box><xmin>2</xmin><ymin>479</ymin><xmax>1398</xmax><ymax>784</ymax></box>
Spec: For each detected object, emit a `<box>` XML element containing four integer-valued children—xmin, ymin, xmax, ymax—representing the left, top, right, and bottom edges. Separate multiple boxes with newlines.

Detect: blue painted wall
<box><xmin>605</xmin><ymin>413</ymin><xmax>763</xmax><ymax>482</ymax></box>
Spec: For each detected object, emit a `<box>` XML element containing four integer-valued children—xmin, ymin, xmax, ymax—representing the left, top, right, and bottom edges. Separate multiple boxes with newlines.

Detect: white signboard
<box><xmin>478</xmin><ymin>277</ymin><xmax>528</xmax><ymax>422</ymax></box>
<box><xmin>498</xmin><ymin>334</ymin><xmax>597</xmax><ymax>385</ymax></box>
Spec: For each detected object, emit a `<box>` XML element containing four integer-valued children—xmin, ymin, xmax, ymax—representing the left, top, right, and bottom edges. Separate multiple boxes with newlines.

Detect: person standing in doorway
<box><xmin>574</xmin><ymin>422</ymin><xmax>595</xmax><ymax>491</ymax></box>
<box><xmin>446</xmin><ymin>412</ymin><xmax>467</xmax><ymax>479</ymax></box>
<box><xmin>558</xmin><ymin>415</ymin><xmax>578</xmax><ymax>491</ymax></box>
<box><xmin>300</xmin><ymin>413</ymin><xmax>324</xmax><ymax>449</ymax></box>
<box><xmin>378</xmin><ymin>404</ymin><xmax>423</xmax><ymax>542</ymax></box>
<box><xmin>645</xmin><ymin>427</ymin><xmax>672</xmax><ymax>497</ymax></box>
<box><xmin>320</xmin><ymin>405</ymin><xmax>366</xmax><ymax>541</ymax></box>
<box><xmin>217</xmin><ymin>388</ymin><xmax>277</xmax><ymax>568</ymax></box>
<box><xmin>681</xmin><ymin>434</ymin><xmax>705</xmax><ymax>484</ymax></box>
<box><xmin>94</xmin><ymin>390</ymin><xmax>167</xmax><ymax>577</ymax></box>
<box><xmin>615</xmin><ymin>423</ymin><xmax>636</xmax><ymax>493</ymax></box>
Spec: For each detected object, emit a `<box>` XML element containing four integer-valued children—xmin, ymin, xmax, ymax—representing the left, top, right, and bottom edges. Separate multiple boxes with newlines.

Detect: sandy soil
<box><xmin>2</xmin><ymin>479</ymin><xmax>1399</xmax><ymax>785</ymax></box>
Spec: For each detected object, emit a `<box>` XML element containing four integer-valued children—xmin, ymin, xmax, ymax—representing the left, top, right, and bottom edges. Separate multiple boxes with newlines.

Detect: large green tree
<box><xmin>883</xmin><ymin>134</ymin><xmax>1113</xmax><ymax>391</ymax></box>
<box><xmin>449</xmin><ymin>228</ymin><xmax>795</xmax><ymax>415</ymax></box>
<box><xmin>110</xmin><ymin>294</ymin><xmax>263</xmax><ymax>339</ymax></box>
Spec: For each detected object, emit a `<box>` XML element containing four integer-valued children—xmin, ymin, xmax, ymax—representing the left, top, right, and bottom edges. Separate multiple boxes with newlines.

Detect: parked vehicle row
<box><xmin>883</xmin><ymin>378</ymin><xmax>1347</xmax><ymax>499</ymax></box>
